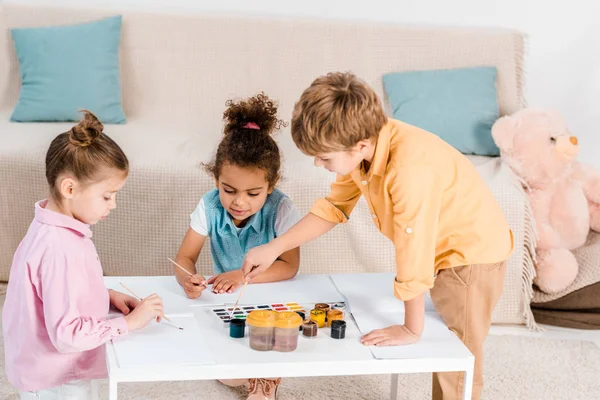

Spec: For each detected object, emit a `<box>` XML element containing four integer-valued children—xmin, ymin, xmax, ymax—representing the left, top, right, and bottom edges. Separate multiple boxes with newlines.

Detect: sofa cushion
<box><xmin>532</xmin><ymin>281</ymin><xmax>600</xmax><ymax>329</ymax></box>
<box><xmin>383</xmin><ymin>66</ymin><xmax>500</xmax><ymax>156</ymax></box>
<box><xmin>9</xmin><ymin>15</ymin><xmax>126</xmax><ymax>124</ymax></box>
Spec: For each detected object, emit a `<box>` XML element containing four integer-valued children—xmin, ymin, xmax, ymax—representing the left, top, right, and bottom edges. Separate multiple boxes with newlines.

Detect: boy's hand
<box><xmin>183</xmin><ymin>274</ymin><xmax>207</xmax><ymax>299</ymax></box>
<box><xmin>208</xmin><ymin>270</ymin><xmax>244</xmax><ymax>293</ymax></box>
<box><xmin>360</xmin><ymin>325</ymin><xmax>420</xmax><ymax>346</ymax></box>
<box><xmin>241</xmin><ymin>243</ymin><xmax>279</xmax><ymax>281</ymax></box>
<box><xmin>123</xmin><ymin>293</ymin><xmax>164</xmax><ymax>331</ymax></box>
<box><xmin>109</xmin><ymin>290</ymin><xmax>140</xmax><ymax>315</ymax></box>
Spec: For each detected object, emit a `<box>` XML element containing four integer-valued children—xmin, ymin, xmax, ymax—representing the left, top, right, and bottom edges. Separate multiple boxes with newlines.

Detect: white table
<box><xmin>105</xmin><ymin>274</ymin><xmax>474</xmax><ymax>400</ymax></box>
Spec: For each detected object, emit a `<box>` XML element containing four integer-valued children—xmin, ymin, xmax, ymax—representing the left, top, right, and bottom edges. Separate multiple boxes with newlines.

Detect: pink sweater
<box><xmin>3</xmin><ymin>200</ymin><xmax>128</xmax><ymax>391</ymax></box>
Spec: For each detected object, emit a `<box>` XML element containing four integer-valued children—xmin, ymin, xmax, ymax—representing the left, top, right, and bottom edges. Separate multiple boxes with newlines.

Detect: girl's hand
<box><xmin>109</xmin><ymin>290</ymin><xmax>140</xmax><ymax>315</ymax></box>
<box><xmin>123</xmin><ymin>294</ymin><xmax>164</xmax><ymax>331</ymax></box>
<box><xmin>207</xmin><ymin>270</ymin><xmax>244</xmax><ymax>294</ymax></box>
<box><xmin>183</xmin><ymin>274</ymin><xmax>207</xmax><ymax>299</ymax></box>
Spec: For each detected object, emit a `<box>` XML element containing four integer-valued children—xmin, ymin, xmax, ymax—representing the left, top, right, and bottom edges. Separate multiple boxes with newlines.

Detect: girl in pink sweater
<box><xmin>3</xmin><ymin>111</ymin><xmax>164</xmax><ymax>399</ymax></box>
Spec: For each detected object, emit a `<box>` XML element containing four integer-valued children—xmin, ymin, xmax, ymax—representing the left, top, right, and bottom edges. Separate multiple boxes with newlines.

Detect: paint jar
<box><xmin>246</xmin><ymin>310</ymin><xmax>276</xmax><ymax>351</ymax></box>
<box><xmin>327</xmin><ymin>309</ymin><xmax>344</xmax><ymax>327</ymax></box>
<box><xmin>330</xmin><ymin>320</ymin><xmax>346</xmax><ymax>339</ymax></box>
<box><xmin>310</xmin><ymin>309</ymin><xmax>326</xmax><ymax>328</ymax></box>
<box><xmin>229</xmin><ymin>318</ymin><xmax>246</xmax><ymax>338</ymax></box>
<box><xmin>314</xmin><ymin>303</ymin><xmax>330</xmax><ymax>318</ymax></box>
<box><xmin>273</xmin><ymin>311</ymin><xmax>303</xmax><ymax>352</ymax></box>
<box><xmin>332</xmin><ymin>302</ymin><xmax>347</xmax><ymax>319</ymax></box>
<box><xmin>295</xmin><ymin>311</ymin><xmax>306</xmax><ymax>331</ymax></box>
<box><xmin>302</xmin><ymin>320</ymin><xmax>318</xmax><ymax>338</ymax></box>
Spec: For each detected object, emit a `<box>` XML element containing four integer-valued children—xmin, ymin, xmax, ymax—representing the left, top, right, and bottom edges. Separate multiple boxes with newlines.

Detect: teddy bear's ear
<box><xmin>491</xmin><ymin>114</ymin><xmax>519</xmax><ymax>152</ymax></box>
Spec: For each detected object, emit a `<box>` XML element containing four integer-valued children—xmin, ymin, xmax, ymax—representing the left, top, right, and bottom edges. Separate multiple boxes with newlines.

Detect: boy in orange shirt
<box><xmin>242</xmin><ymin>72</ymin><xmax>513</xmax><ymax>400</ymax></box>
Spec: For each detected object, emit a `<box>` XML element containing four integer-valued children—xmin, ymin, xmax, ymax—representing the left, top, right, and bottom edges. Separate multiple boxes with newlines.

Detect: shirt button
<box><xmin>405</xmin><ymin>227</ymin><xmax>413</xmax><ymax>234</ymax></box>
<box><xmin>361</xmin><ymin>180</ymin><xmax>367</xmax><ymax>185</ymax></box>
<box><xmin>117</xmin><ymin>329</ymin><xmax>122</xmax><ymax>335</ymax></box>
<box><xmin>371</xmin><ymin>213</ymin><xmax>377</xmax><ymax>219</ymax></box>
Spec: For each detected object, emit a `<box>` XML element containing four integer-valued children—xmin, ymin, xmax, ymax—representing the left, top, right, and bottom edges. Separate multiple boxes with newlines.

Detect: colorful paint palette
<box><xmin>211</xmin><ymin>303</ymin><xmax>306</xmax><ymax>326</ymax></box>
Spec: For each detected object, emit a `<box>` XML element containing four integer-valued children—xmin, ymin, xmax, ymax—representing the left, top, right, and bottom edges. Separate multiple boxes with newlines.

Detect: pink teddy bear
<box><xmin>492</xmin><ymin>109</ymin><xmax>600</xmax><ymax>294</ymax></box>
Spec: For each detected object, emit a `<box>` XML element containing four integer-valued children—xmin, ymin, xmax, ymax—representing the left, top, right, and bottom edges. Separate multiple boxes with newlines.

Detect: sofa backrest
<box><xmin>0</xmin><ymin>3</ymin><xmax>525</xmax><ymax>133</ymax></box>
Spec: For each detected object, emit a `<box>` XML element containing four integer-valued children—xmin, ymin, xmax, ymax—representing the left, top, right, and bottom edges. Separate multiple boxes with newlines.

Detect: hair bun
<box><xmin>222</xmin><ymin>93</ymin><xmax>286</xmax><ymax>137</ymax></box>
<box><xmin>69</xmin><ymin>110</ymin><xmax>104</xmax><ymax>147</ymax></box>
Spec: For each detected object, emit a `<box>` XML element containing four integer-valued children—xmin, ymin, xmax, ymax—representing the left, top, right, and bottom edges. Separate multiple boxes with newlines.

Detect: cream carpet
<box><xmin>1</xmin><ymin>288</ymin><xmax>599</xmax><ymax>399</ymax></box>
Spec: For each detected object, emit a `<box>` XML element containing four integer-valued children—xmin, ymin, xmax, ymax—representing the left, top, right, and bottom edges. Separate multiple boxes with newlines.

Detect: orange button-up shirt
<box><xmin>310</xmin><ymin>119</ymin><xmax>513</xmax><ymax>301</ymax></box>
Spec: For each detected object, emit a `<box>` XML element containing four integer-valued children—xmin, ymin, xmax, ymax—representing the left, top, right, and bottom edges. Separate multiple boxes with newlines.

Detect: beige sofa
<box><xmin>0</xmin><ymin>4</ymin><xmax>537</xmax><ymax>327</ymax></box>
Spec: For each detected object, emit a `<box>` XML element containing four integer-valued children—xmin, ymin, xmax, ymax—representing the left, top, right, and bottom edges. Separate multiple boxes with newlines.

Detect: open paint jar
<box><xmin>327</xmin><ymin>309</ymin><xmax>344</xmax><ymax>327</ymax></box>
<box><xmin>273</xmin><ymin>311</ymin><xmax>303</xmax><ymax>352</ymax></box>
<box><xmin>302</xmin><ymin>320</ymin><xmax>318</xmax><ymax>338</ymax></box>
<box><xmin>246</xmin><ymin>310</ymin><xmax>276</xmax><ymax>351</ymax></box>
<box><xmin>332</xmin><ymin>302</ymin><xmax>346</xmax><ymax>319</ymax></box>
<box><xmin>314</xmin><ymin>303</ymin><xmax>330</xmax><ymax>322</ymax></box>
<box><xmin>310</xmin><ymin>309</ymin><xmax>326</xmax><ymax>328</ymax></box>
<box><xmin>314</xmin><ymin>303</ymin><xmax>330</xmax><ymax>313</ymax></box>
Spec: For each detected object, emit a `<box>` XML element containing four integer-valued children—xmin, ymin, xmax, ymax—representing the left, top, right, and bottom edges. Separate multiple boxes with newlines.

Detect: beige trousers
<box><xmin>430</xmin><ymin>261</ymin><xmax>507</xmax><ymax>400</ymax></box>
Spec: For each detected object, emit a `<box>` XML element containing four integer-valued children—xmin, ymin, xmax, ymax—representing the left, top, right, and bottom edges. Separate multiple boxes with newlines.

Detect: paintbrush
<box><xmin>167</xmin><ymin>257</ymin><xmax>208</xmax><ymax>287</ymax></box>
<box><xmin>119</xmin><ymin>282</ymin><xmax>184</xmax><ymax>330</ymax></box>
<box><xmin>228</xmin><ymin>280</ymin><xmax>249</xmax><ymax>319</ymax></box>
<box><xmin>228</xmin><ymin>267</ymin><xmax>257</xmax><ymax>318</ymax></box>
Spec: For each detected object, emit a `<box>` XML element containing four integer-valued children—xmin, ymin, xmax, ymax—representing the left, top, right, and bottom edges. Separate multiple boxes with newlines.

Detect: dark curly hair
<box><xmin>205</xmin><ymin>93</ymin><xmax>287</xmax><ymax>188</ymax></box>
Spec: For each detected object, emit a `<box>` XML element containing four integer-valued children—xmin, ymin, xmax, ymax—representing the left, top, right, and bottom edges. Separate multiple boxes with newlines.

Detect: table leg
<box><xmin>389</xmin><ymin>373</ymin><xmax>399</xmax><ymax>400</ymax></box>
<box><xmin>91</xmin><ymin>380</ymin><xmax>99</xmax><ymax>400</ymax></box>
<box><xmin>462</xmin><ymin>361</ymin><xmax>474</xmax><ymax>400</ymax></box>
<box><xmin>109</xmin><ymin>378</ymin><xmax>118</xmax><ymax>400</ymax></box>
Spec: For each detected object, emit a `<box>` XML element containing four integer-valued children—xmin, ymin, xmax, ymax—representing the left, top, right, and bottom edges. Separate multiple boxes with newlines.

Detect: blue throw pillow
<box><xmin>10</xmin><ymin>15</ymin><xmax>126</xmax><ymax>124</ymax></box>
<box><xmin>383</xmin><ymin>66</ymin><xmax>500</xmax><ymax>156</ymax></box>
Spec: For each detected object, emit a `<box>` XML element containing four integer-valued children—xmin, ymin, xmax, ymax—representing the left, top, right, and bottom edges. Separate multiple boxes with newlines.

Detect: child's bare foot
<box><xmin>248</xmin><ymin>378</ymin><xmax>281</xmax><ymax>400</ymax></box>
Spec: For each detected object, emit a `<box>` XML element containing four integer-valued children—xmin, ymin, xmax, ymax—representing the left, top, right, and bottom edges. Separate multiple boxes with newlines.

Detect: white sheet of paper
<box><xmin>104</xmin><ymin>276</ymin><xmax>197</xmax><ymax>316</ymax></box>
<box><xmin>330</xmin><ymin>273</ymin><xmax>436</xmax><ymax>314</ymax></box>
<box><xmin>190</xmin><ymin>274</ymin><xmax>345</xmax><ymax>307</ymax></box>
<box><xmin>110</xmin><ymin>315</ymin><xmax>216</xmax><ymax>368</ymax></box>
<box><xmin>351</xmin><ymin>311</ymin><xmax>470</xmax><ymax>360</ymax></box>
<box><xmin>105</xmin><ymin>274</ymin><xmax>345</xmax><ymax>312</ymax></box>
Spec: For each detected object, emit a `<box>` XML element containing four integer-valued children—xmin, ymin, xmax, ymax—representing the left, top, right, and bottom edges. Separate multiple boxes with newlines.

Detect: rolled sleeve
<box><xmin>389</xmin><ymin>165</ymin><xmax>442</xmax><ymax>301</ymax></box>
<box><xmin>309</xmin><ymin>173</ymin><xmax>362</xmax><ymax>224</ymax></box>
<box><xmin>107</xmin><ymin>316</ymin><xmax>129</xmax><ymax>337</ymax></box>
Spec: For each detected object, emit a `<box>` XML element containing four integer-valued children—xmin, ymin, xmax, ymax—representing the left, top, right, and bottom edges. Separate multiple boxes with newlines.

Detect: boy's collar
<box><xmin>371</xmin><ymin>120</ymin><xmax>393</xmax><ymax>177</ymax></box>
<box><xmin>355</xmin><ymin>120</ymin><xmax>392</xmax><ymax>178</ymax></box>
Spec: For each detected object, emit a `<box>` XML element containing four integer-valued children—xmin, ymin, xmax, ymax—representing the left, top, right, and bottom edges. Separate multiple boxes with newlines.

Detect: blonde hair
<box><xmin>291</xmin><ymin>72</ymin><xmax>387</xmax><ymax>155</ymax></box>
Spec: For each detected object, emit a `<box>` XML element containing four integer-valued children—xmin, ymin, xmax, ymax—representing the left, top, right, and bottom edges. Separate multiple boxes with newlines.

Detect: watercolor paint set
<box><xmin>211</xmin><ymin>302</ymin><xmax>306</xmax><ymax>326</ymax></box>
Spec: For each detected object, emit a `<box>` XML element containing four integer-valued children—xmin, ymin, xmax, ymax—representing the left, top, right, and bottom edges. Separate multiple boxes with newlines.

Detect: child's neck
<box><xmin>362</xmin><ymin>140</ymin><xmax>378</xmax><ymax>172</ymax></box>
<box><xmin>45</xmin><ymin>197</ymin><xmax>73</xmax><ymax>219</ymax></box>
<box><xmin>232</xmin><ymin>217</ymin><xmax>249</xmax><ymax>228</ymax></box>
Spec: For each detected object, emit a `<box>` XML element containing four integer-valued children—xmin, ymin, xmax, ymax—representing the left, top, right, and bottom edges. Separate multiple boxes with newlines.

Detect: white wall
<box><xmin>5</xmin><ymin>0</ymin><xmax>600</xmax><ymax>167</ymax></box>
